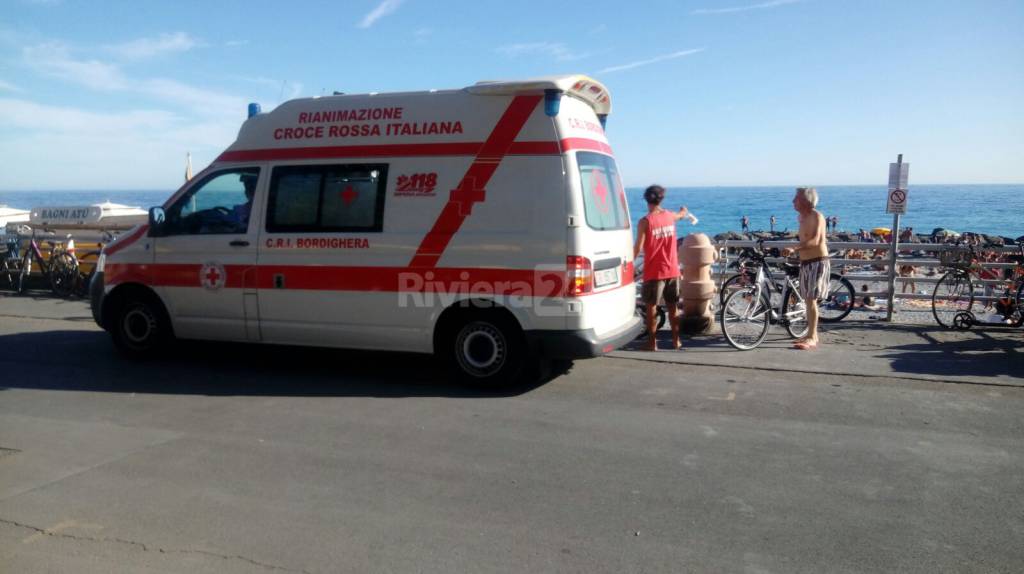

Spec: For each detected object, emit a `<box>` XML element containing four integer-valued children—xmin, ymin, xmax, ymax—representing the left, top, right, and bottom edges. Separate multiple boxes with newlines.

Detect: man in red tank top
<box><xmin>633</xmin><ymin>185</ymin><xmax>689</xmax><ymax>351</ymax></box>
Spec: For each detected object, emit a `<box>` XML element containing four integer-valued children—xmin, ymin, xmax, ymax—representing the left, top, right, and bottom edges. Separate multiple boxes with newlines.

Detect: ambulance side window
<box><xmin>164</xmin><ymin>168</ymin><xmax>260</xmax><ymax>236</ymax></box>
<box><xmin>267</xmin><ymin>164</ymin><xmax>387</xmax><ymax>232</ymax></box>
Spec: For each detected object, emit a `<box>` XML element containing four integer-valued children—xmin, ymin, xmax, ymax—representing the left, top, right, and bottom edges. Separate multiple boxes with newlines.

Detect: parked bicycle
<box><xmin>932</xmin><ymin>241</ymin><xmax>1024</xmax><ymax>329</ymax></box>
<box><xmin>719</xmin><ymin>241</ymin><xmax>855</xmax><ymax>323</ymax></box>
<box><xmin>719</xmin><ymin>241</ymin><xmax>809</xmax><ymax>350</ymax></box>
<box><xmin>931</xmin><ymin>241</ymin><xmax>983</xmax><ymax>329</ymax></box>
<box><xmin>57</xmin><ymin>231</ymin><xmax>112</xmax><ymax>298</ymax></box>
<box><xmin>1004</xmin><ymin>246</ymin><xmax>1024</xmax><ymax>327</ymax></box>
<box><xmin>0</xmin><ymin>228</ymin><xmax>28</xmax><ymax>290</ymax></box>
<box><xmin>10</xmin><ymin>227</ymin><xmax>74</xmax><ymax>296</ymax></box>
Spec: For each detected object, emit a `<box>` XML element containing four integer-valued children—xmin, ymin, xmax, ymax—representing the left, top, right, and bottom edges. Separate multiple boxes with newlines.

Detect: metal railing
<box><xmin>712</xmin><ymin>240</ymin><xmax>1021</xmax><ymax>316</ymax></box>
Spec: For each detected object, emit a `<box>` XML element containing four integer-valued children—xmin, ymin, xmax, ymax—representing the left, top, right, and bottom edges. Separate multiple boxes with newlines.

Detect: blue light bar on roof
<box><xmin>544</xmin><ymin>89</ymin><xmax>562</xmax><ymax>117</ymax></box>
<box><xmin>248</xmin><ymin>103</ymin><xmax>261</xmax><ymax>118</ymax></box>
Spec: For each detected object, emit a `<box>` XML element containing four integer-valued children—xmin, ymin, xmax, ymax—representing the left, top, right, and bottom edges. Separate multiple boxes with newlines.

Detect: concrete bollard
<box><xmin>679</xmin><ymin>233</ymin><xmax>719</xmax><ymax>334</ymax></box>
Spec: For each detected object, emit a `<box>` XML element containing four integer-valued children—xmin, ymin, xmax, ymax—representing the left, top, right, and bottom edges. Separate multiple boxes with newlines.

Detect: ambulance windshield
<box><xmin>578</xmin><ymin>152</ymin><xmax>630</xmax><ymax>231</ymax></box>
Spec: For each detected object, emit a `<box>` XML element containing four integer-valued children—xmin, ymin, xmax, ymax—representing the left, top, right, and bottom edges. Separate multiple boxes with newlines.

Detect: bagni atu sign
<box><xmin>30</xmin><ymin>205</ymin><xmax>104</xmax><ymax>226</ymax></box>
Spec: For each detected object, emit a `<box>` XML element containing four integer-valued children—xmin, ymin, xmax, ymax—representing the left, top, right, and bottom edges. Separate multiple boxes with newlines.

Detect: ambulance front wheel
<box><xmin>110</xmin><ymin>294</ymin><xmax>172</xmax><ymax>358</ymax></box>
<box><xmin>446</xmin><ymin>314</ymin><xmax>527</xmax><ymax>387</ymax></box>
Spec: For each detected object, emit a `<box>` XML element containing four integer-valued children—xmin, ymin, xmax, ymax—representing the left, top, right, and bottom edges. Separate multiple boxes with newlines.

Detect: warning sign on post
<box><xmin>886</xmin><ymin>162</ymin><xmax>909</xmax><ymax>214</ymax></box>
<box><xmin>887</xmin><ymin>189</ymin><xmax>907</xmax><ymax>214</ymax></box>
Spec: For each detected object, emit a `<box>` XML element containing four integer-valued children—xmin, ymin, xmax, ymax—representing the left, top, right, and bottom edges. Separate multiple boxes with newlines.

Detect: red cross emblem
<box><xmin>450</xmin><ymin>177</ymin><xmax>486</xmax><ymax>216</ymax></box>
<box><xmin>199</xmin><ymin>262</ymin><xmax>226</xmax><ymax>290</ymax></box>
<box><xmin>340</xmin><ymin>185</ymin><xmax>359</xmax><ymax>206</ymax></box>
<box><xmin>591</xmin><ymin>170</ymin><xmax>610</xmax><ymax>213</ymax></box>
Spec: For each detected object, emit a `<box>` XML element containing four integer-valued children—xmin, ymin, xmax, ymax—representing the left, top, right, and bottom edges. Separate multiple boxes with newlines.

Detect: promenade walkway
<box><xmin>616</xmin><ymin>320</ymin><xmax>1022</xmax><ymax>388</ymax></box>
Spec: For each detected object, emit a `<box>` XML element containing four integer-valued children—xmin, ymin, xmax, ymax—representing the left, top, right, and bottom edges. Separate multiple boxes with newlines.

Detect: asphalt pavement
<box><xmin>1</xmin><ymin>292</ymin><xmax>1022</xmax><ymax>573</ymax></box>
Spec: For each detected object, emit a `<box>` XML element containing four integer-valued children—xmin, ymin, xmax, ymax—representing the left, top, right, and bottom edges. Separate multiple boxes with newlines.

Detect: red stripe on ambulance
<box><xmin>215</xmin><ymin>140</ymin><xmax>560</xmax><ymax>162</ymax></box>
<box><xmin>409</xmin><ymin>95</ymin><xmax>543</xmax><ymax>268</ymax></box>
<box><xmin>102</xmin><ymin>224</ymin><xmax>149</xmax><ymax>257</ymax></box>
<box><xmin>560</xmin><ymin>137</ymin><xmax>614</xmax><ymax>155</ymax></box>
<box><xmin>105</xmin><ymin>262</ymin><xmax>633</xmax><ymax>296</ymax></box>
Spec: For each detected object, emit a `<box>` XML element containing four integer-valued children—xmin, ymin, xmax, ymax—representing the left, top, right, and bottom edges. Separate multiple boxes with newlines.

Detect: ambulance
<box><xmin>91</xmin><ymin>75</ymin><xmax>642</xmax><ymax>385</ymax></box>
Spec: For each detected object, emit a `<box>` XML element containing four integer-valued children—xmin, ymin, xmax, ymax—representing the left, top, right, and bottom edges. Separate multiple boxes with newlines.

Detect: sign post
<box><xmin>885</xmin><ymin>154</ymin><xmax>909</xmax><ymax>322</ymax></box>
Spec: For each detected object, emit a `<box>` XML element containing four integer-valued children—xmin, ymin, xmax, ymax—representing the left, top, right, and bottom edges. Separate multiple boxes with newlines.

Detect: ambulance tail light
<box><xmin>248</xmin><ymin>102</ymin><xmax>261</xmax><ymax>118</ymax></box>
<box><xmin>566</xmin><ymin>256</ymin><xmax>593</xmax><ymax>296</ymax></box>
<box><xmin>544</xmin><ymin>89</ymin><xmax>562</xmax><ymax>117</ymax></box>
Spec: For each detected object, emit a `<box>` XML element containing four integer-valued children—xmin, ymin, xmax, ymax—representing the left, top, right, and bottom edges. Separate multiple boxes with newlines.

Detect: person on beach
<box><xmin>741</xmin><ymin>215</ymin><xmax>750</xmax><ymax>233</ymax></box>
<box><xmin>899</xmin><ymin>264</ymin><xmax>917</xmax><ymax>294</ymax></box>
<box><xmin>858</xmin><ymin>284</ymin><xmax>878</xmax><ymax>310</ymax></box>
<box><xmin>634</xmin><ymin>185</ymin><xmax>688</xmax><ymax>351</ymax></box>
<box><xmin>781</xmin><ymin>187</ymin><xmax>829</xmax><ymax>350</ymax></box>
<box><xmin>770</xmin><ymin>215</ymin><xmax>777</xmax><ymax>233</ymax></box>
<box><xmin>832</xmin><ymin>216</ymin><xmax>839</xmax><ymax>232</ymax></box>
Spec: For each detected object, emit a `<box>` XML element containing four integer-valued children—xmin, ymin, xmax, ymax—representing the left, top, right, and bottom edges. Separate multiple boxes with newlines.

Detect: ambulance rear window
<box><xmin>267</xmin><ymin>164</ymin><xmax>387</xmax><ymax>233</ymax></box>
<box><xmin>577</xmin><ymin>152</ymin><xmax>629</xmax><ymax>231</ymax></box>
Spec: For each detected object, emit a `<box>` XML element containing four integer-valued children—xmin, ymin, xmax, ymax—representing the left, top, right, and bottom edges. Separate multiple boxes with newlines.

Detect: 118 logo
<box><xmin>395</xmin><ymin>172</ymin><xmax>438</xmax><ymax>197</ymax></box>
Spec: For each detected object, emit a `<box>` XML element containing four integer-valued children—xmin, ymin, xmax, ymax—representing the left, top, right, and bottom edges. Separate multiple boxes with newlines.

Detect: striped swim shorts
<box><xmin>799</xmin><ymin>257</ymin><xmax>831</xmax><ymax>302</ymax></box>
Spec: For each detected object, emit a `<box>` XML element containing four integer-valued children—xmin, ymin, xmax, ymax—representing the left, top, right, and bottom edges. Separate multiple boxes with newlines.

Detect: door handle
<box><xmin>229</xmin><ymin>240</ymin><xmax>250</xmax><ymax>247</ymax></box>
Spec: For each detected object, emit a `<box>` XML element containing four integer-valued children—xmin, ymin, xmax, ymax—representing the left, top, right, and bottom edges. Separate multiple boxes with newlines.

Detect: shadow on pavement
<box><xmin>619</xmin><ymin>325</ymin><xmax>801</xmax><ymax>353</ymax></box>
<box><xmin>879</xmin><ymin>328</ymin><xmax>1022</xmax><ymax>380</ymax></box>
<box><xmin>0</xmin><ymin>330</ymin><xmax>562</xmax><ymax>398</ymax></box>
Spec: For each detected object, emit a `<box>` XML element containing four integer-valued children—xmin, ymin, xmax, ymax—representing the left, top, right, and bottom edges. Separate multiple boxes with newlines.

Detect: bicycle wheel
<box><xmin>1013</xmin><ymin>281</ymin><xmax>1024</xmax><ymax>328</ymax></box>
<box><xmin>721</xmin><ymin>287</ymin><xmax>771</xmax><ymax>350</ymax></box>
<box><xmin>818</xmin><ymin>274</ymin><xmax>855</xmax><ymax>322</ymax></box>
<box><xmin>16</xmin><ymin>251</ymin><xmax>33</xmax><ymax>294</ymax></box>
<box><xmin>719</xmin><ymin>272</ymin><xmax>755</xmax><ymax>306</ymax></box>
<box><xmin>932</xmin><ymin>271</ymin><xmax>974</xmax><ymax>328</ymax></box>
<box><xmin>49</xmin><ymin>252</ymin><xmax>79</xmax><ymax>297</ymax></box>
<box><xmin>782</xmin><ymin>289</ymin><xmax>809</xmax><ymax>339</ymax></box>
<box><xmin>0</xmin><ymin>259</ymin><xmax>13</xmax><ymax>290</ymax></box>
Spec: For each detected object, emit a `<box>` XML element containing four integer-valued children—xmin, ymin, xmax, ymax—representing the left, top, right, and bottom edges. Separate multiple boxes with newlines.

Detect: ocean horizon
<box><xmin>3</xmin><ymin>183</ymin><xmax>1022</xmax><ymax>239</ymax></box>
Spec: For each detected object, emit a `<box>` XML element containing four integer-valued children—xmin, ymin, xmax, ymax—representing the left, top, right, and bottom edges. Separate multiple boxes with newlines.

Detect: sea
<box><xmin>2</xmin><ymin>184</ymin><xmax>1022</xmax><ymax>239</ymax></box>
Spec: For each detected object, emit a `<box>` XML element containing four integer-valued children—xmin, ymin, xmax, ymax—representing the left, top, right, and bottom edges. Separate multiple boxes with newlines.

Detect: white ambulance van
<box><xmin>91</xmin><ymin>75</ymin><xmax>641</xmax><ymax>384</ymax></box>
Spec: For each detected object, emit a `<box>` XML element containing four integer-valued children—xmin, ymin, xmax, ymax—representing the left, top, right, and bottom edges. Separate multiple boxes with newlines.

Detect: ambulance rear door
<box><xmin>558</xmin><ymin>96</ymin><xmax>636</xmax><ymax>338</ymax></box>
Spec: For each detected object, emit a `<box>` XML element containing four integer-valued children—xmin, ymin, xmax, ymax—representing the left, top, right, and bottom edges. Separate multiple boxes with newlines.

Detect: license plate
<box><xmin>594</xmin><ymin>267</ymin><xmax>618</xmax><ymax>288</ymax></box>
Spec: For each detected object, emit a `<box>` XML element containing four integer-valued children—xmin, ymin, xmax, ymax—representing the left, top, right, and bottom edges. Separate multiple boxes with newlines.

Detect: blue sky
<box><xmin>1</xmin><ymin>0</ymin><xmax>1021</xmax><ymax>190</ymax></box>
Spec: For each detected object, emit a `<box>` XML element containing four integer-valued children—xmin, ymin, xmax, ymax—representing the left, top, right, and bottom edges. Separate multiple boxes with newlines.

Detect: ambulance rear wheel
<box><xmin>111</xmin><ymin>295</ymin><xmax>171</xmax><ymax>358</ymax></box>
<box><xmin>448</xmin><ymin>314</ymin><xmax>526</xmax><ymax>387</ymax></box>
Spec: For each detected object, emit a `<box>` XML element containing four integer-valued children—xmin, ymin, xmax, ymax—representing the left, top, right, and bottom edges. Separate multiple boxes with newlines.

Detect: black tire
<box><xmin>49</xmin><ymin>252</ymin><xmax>79</xmax><ymax>298</ymax></box>
<box><xmin>634</xmin><ymin>303</ymin><xmax>667</xmax><ymax>338</ymax></box>
<box><xmin>719</xmin><ymin>272</ymin><xmax>755</xmax><ymax>306</ymax></box>
<box><xmin>446</xmin><ymin>313</ymin><xmax>526</xmax><ymax>387</ymax></box>
<box><xmin>932</xmin><ymin>271</ymin><xmax>974</xmax><ymax>329</ymax></box>
<box><xmin>75</xmin><ymin>269</ymin><xmax>94</xmax><ymax>298</ymax></box>
<box><xmin>818</xmin><ymin>274</ymin><xmax>855</xmax><ymax>323</ymax></box>
<box><xmin>782</xmin><ymin>289</ymin><xmax>809</xmax><ymax>339</ymax></box>
<box><xmin>16</xmin><ymin>251</ymin><xmax>32</xmax><ymax>294</ymax></box>
<box><xmin>720</xmin><ymin>287</ymin><xmax>771</xmax><ymax>350</ymax></box>
<box><xmin>0</xmin><ymin>260</ymin><xmax>13</xmax><ymax>290</ymax></box>
<box><xmin>110</xmin><ymin>295</ymin><xmax>172</xmax><ymax>358</ymax></box>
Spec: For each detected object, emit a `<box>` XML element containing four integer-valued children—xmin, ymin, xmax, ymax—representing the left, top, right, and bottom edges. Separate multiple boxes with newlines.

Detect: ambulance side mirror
<box><xmin>148</xmin><ymin>207</ymin><xmax>166</xmax><ymax>236</ymax></box>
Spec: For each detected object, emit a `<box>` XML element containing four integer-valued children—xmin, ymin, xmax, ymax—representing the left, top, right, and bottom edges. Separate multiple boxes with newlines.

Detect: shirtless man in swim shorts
<box><xmin>781</xmin><ymin>187</ymin><xmax>829</xmax><ymax>350</ymax></box>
